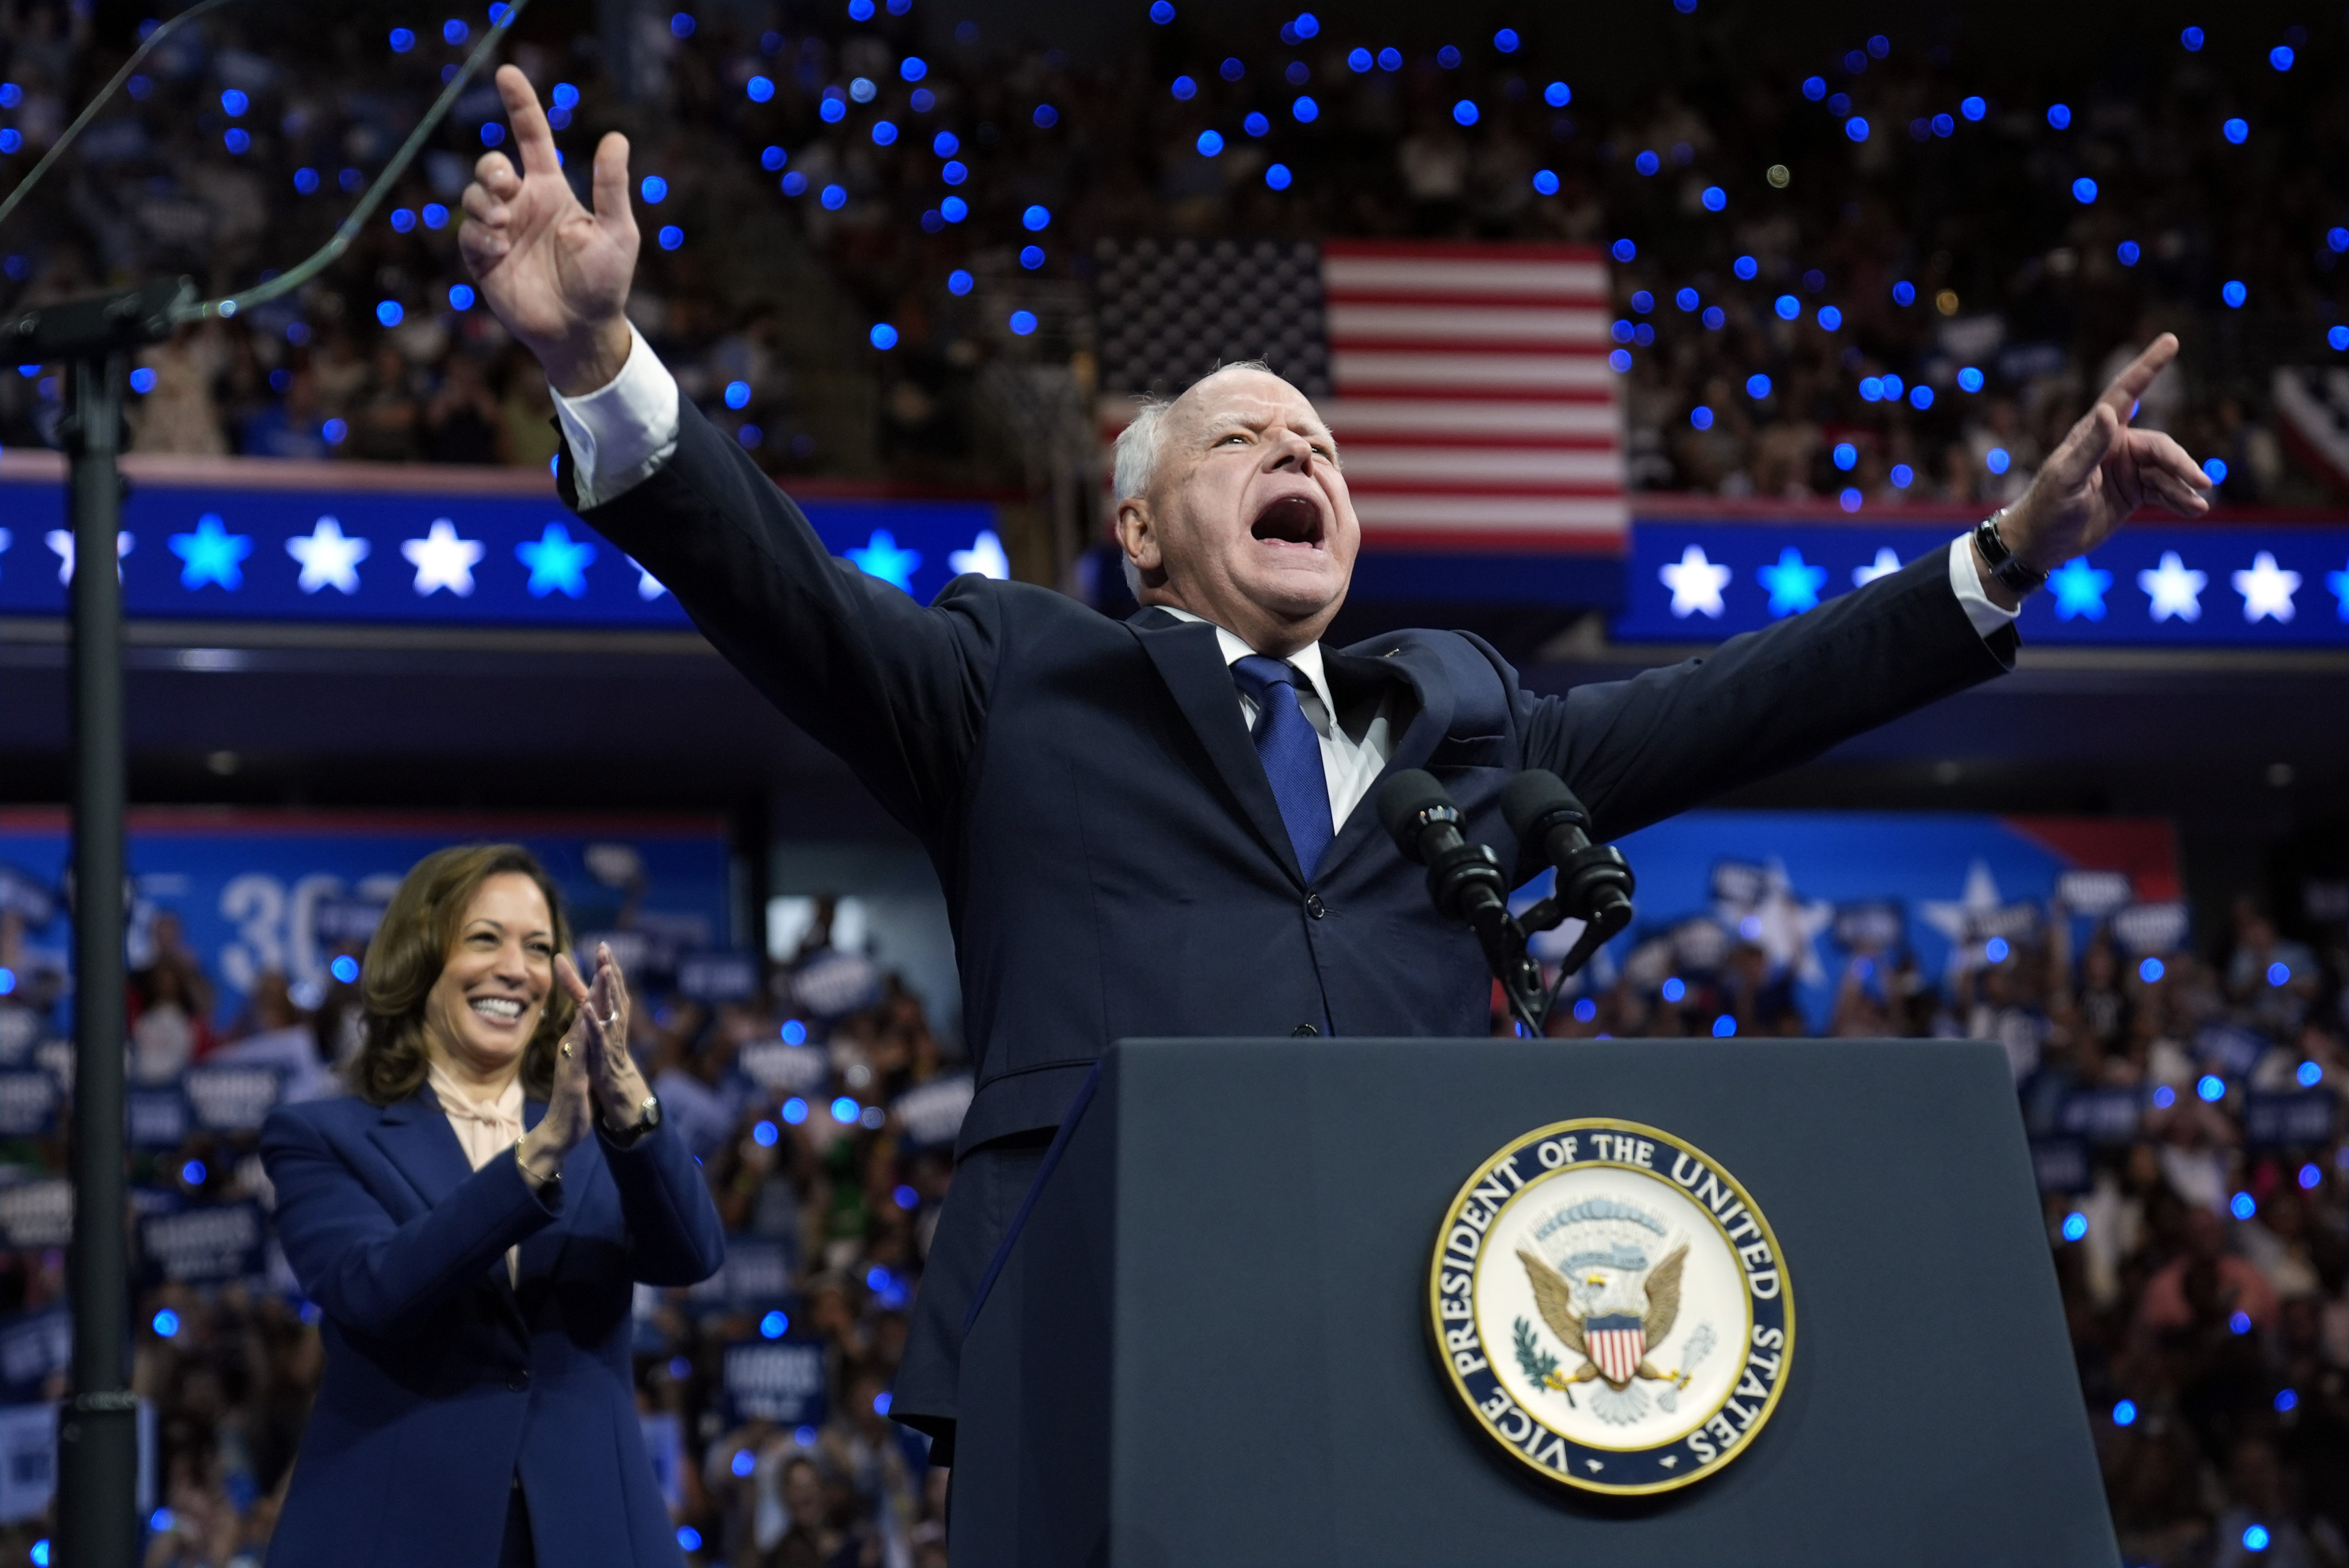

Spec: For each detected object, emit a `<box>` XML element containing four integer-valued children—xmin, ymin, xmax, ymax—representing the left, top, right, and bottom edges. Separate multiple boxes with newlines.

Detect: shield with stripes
<box><xmin>1584</xmin><ymin>1313</ymin><xmax>1646</xmax><ymax>1386</ymax></box>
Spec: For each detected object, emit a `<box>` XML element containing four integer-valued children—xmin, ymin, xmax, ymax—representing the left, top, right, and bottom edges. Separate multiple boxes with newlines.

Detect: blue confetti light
<box><xmin>1817</xmin><ymin>305</ymin><xmax>1842</xmax><ymax>330</ymax></box>
<box><xmin>1171</xmin><ymin>75</ymin><xmax>1197</xmax><ymax>100</ymax></box>
<box><xmin>1746</xmin><ymin>373</ymin><xmax>1772</xmax><ymax>399</ymax></box>
<box><xmin>1910</xmin><ymin>384</ymin><xmax>1934</xmax><ymax>409</ymax></box>
<box><xmin>731</xmin><ymin>1449</ymin><xmax>756</xmax><ymax>1477</ymax></box>
<box><xmin>1347</xmin><ymin>48</ymin><xmax>1372</xmax><ymax>72</ymax></box>
<box><xmin>1774</xmin><ymin>295</ymin><xmax>1799</xmax><ymax>321</ymax></box>
<box><xmin>1150</xmin><ymin>0</ymin><xmax>1174</xmax><ymax>21</ymax></box>
<box><xmin>448</xmin><ymin>283</ymin><xmax>474</xmax><ymax>310</ymax></box>
<box><xmin>224</xmin><ymin>128</ymin><xmax>250</xmax><ymax>154</ymax></box>
<box><xmin>1985</xmin><ymin>936</ymin><xmax>2011</xmax><ymax>962</ymax></box>
<box><xmin>2046</xmin><ymin>103</ymin><xmax>2070</xmax><ymax>130</ymax></box>
<box><xmin>747</xmin><ymin>75</ymin><xmax>774</xmax><ymax>102</ymax></box>
<box><xmin>1957</xmin><ymin>365</ymin><xmax>1985</xmax><ymax>392</ymax></box>
<box><xmin>759</xmin><ymin>1310</ymin><xmax>788</xmax><ymax>1339</ymax></box>
<box><xmin>901</xmin><ymin>56</ymin><xmax>928</xmax><ymax>82</ymax></box>
<box><xmin>1634</xmin><ymin>149</ymin><xmax>1661</xmax><ymax>175</ymax></box>
<box><xmin>2060</xmin><ymin>1212</ymin><xmax>2087</xmax><ymax>1242</ymax></box>
<box><xmin>423</xmin><ymin>202</ymin><xmax>450</xmax><ymax>228</ymax></box>
<box><xmin>1931</xmin><ymin>112</ymin><xmax>1954</xmax><ymax>136</ymax></box>
<box><xmin>1802</xmin><ymin>76</ymin><xmax>1825</xmax><ymax>102</ymax></box>
<box><xmin>2197</xmin><ymin>1074</ymin><xmax>2226</xmax><ymax>1102</ymax></box>
<box><xmin>1631</xmin><ymin>290</ymin><xmax>1654</xmax><ymax>313</ymax></box>
<box><xmin>1020</xmin><ymin>245</ymin><xmax>1045</xmax><ymax>270</ymax></box>
<box><xmin>1845</xmin><ymin>116</ymin><xmax>1870</xmax><ymax>142</ymax></box>
<box><xmin>479</xmin><ymin>122</ymin><xmax>504</xmax><ymax>147</ymax></box>
<box><xmin>2272</xmin><ymin>45</ymin><xmax>2295</xmax><ymax>71</ymax></box>
<box><xmin>1292</xmin><ymin>95</ymin><xmax>1319</xmax><ymax>123</ymax></box>
<box><xmin>641</xmin><ymin>175</ymin><xmax>668</xmax><ymax>204</ymax></box>
<box><xmin>820</xmin><ymin>185</ymin><xmax>847</xmax><ymax>210</ymax></box>
<box><xmin>1985</xmin><ymin>445</ymin><xmax>2009</xmax><ymax>474</ymax></box>
<box><xmin>1033</xmin><ymin>104</ymin><xmax>1058</xmax><ymax>128</ymax></box>
<box><xmin>1892</xmin><ymin>279</ymin><xmax>1916</xmax><ymax>306</ymax></box>
<box><xmin>872</xmin><ymin>120</ymin><xmax>898</xmax><ymax>145</ymax></box>
<box><xmin>2302</xmin><ymin>1161</ymin><xmax>2324</xmax><ymax>1188</ymax></box>
<box><xmin>781</xmin><ymin>171</ymin><xmax>808</xmax><ymax>195</ymax></box>
<box><xmin>1545</xmin><ymin>81</ymin><xmax>1571</xmax><ymax>108</ymax></box>
<box><xmin>1608</xmin><ymin>348</ymin><xmax>1633</xmax><ymax>373</ymax></box>
<box><xmin>1531</xmin><ymin>169</ymin><xmax>1560</xmax><ymax>195</ymax></box>
<box><xmin>2229</xmin><ymin>1310</ymin><xmax>2252</xmax><ymax>1336</ymax></box>
<box><xmin>941</xmin><ymin>194</ymin><xmax>967</xmax><ymax>221</ymax></box>
<box><xmin>1703</xmin><ymin>306</ymin><xmax>1725</xmax><ymax>329</ymax></box>
<box><xmin>2224</xmin><ymin>117</ymin><xmax>2249</xmax><ymax>144</ymax></box>
<box><xmin>443</xmin><ymin>17</ymin><xmax>469</xmax><ymax>44</ymax></box>
<box><xmin>1660</xmin><ymin>977</ymin><xmax>1686</xmax><ymax>1003</ymax></box>
<box><xmin>1890</xmin><ymin>463</ymin><xmax>1914</xmax><ymax>487</ymax></box>
<box><xmin>1008</xmin><ymin>309</ymin><xmax>1038</xmax><ymax>335</ymax></box>
<box><xmin>1961</xmin><ymin>95</ymin><xmax>1986</xmax><ymax>121</ymax></box>
<box><xmin>669</xmin><ymin>12</ymin><xmax>693</xmax><ymax>38</ymax></box>
<box><xmin>724</xmin><ymin>380</ymin><xmax>751</xmax><ymax>408</ymax></box>
<box><xmin>1292</xmin><ymin>11</ymin><xmax>1319</xmax><ymax>38</ymax></box>
<box><xmin>1867</xmin><ymin>34</ymin><xmax>1888</xmax><ymax>57</ymax></box>
<box><xmin>376</xmin><ymin>300</ymin><xmax>404</xmax><ymax>327</ymax></box>
<box><xmin>2182</xmin><ymin>25</ymin><xmax>2204</xmax><ymax>50</ymax></box>
<box><xmin>761</xmin><ymin>145</ymin><xmax>788</xmax><ymax>171</ymax></box>
<box><xmin>781</xmin><ymin>1096</ymin><xmax>808</xmax><ymax>1124</ymax></box>
<box><xmin>1197</xmin><ymin>129</ymin><xmax>1224</xmax><ymax>156</ymax></box>
<box><xmin>552</xmin><ymin>82</ymin><xmax>581</xmax><ymax>110</ymax></box>
<box><xmin>329</xmin><ymin>954</ymin><xmax>361</xmax><ymax>983</ymax></box>
<box><xmin>2072</xmin><ymin>176</ymin><xmax>2097</xmax><ymax>203</ymax></box>
<box><xmin>1453</xmin><ymin>100</ymin><xmax>1479</xmax><ymax>127</ymax></box>
<box><xmin>1437</xmin><ymin>44</ymin><xmax>1460</xmax><ymax>68</ymax></box>
<box><xmin>2112</xmin><ymin>1399</ymin><xmax>2138</xmax><ymax>1426</ymax></box>
<box><xmin>2204</xmin><ymin>456</ymin><xmax>2229</xmax><ymax>483</ymax></box>
<box><xmin>2223</xmin><ymin>279</ymin><xmax>2247</xmax><ymax>307</ymax></box>
<box><xmin>2276</xmin><ymin>1388</ymin><xmax>2299</xmax><ymax>1413</ymax></box>
<box><xmin>1689</xmin><ymin>404</ymin><xmax>1713</xmax><ymax>430</ymax></box>
<box><xmin>659</xmin><ymin>223</ymin><xmax>686</xmax><ymax>247</ymax></box>
<box><xmin>389</xmin><ymin>26</ymin><xmax>416</xmax><ymax>50</ymax></box>
<box><xmin>941</xmin><ymin>160</ymin><xmax>967</xmax><ymax>185</ymax></box>
<box><xmin>2231</xmin><ymin>1191</ymin><xmax>2257</xmax><ymax>1220</ymax></box>
<box><xmin>1859</xmin><ymin>377</ymin><xmax>1883</xmax><ymax>401</ymax></box>
<box><xmin>1712</xmin><ymin>1015</ymin><xmax>1736</xmax><ymax>1037</ymax></box>
<box><xmin>1022</xmin><ymin>204</ymin><xmax>1051</xmax><ymax>232</ymax></box>
<box><xmin>819</xmin><ymin>98</ymin><xmax>846</xmax><ymax>123</ymax></box>
<box><xmin>2140</xmin><ymin>956</ymin><xmax>2165</xmax><ymax>982</ymax></box>
<box><xmin>293</xmin><ymin>167</ymin><xmax>319</xmax><ymax>193</ymax></box>
<box><xmin>220</xmin><ymin>88</ymin><xmax>248</xmax><ymax>117</ymax></box>
<box><xmin>1732</xmin><ymin>255</ymin><xmax>1757</xmax><ymax>279</ymax></box>
<box><xmin>2117</xmin><ymin>240</ymin><xmax>2140</xmax><ymax>265</ymax></box>
<box><xmin>153</xmin><ymin>1310</ymin><xmax>180</xmax><ymax>1338</ymax></box>
<box><xmin>1701</xmin><ymin>185</ymin><xmax>1725</xmax><ymax>211</ymax></box>
<box><xmin>1265</xmin><ymin>162</ymin><xmax>1293</xmax><ymax>190</ymax></box>
<box><xmin>1379</xmin><ymin>46</ymin><xmax>1403</xmax><ymax>72</ymax></box>
<box><xmin>1676</xmin><ymin>287</ymin><xmax>1700</xmax><ymax>311</ymax></box>
<box><xmin>1833</xmin><ymin>442</ymin><xmax>1857</xmax><ymax>470</ymax></box>
<box><xmin>1494</xmin><ymin>27</ymin><xmax>1520</xmax><ymax>52</ymax></box>
<box><xmin>2269</xmin><ymin>960</ymin><xmax>2292</xmax><ymax>986</ymax></box>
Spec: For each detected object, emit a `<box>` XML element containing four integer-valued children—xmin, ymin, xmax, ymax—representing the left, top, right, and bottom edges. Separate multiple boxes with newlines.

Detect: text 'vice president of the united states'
<box><xmin>457</xmin><ymin>64</ymin><xmax>2214</xmax><ymax>1462</ymax></box>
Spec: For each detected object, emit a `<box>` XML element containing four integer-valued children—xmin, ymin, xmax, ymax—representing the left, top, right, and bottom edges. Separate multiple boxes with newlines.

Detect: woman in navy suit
<box><xmin>260</xmin><ymin>844</ymin><xmax>726</xmax><ymax>1566</ymax></box>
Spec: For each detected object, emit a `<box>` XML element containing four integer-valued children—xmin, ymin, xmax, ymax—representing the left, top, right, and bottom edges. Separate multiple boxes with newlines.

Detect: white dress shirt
<box><xmin>550</xmin><ymin>337</ymin><xmax>2020</xmax><ymax>816</ymax></box>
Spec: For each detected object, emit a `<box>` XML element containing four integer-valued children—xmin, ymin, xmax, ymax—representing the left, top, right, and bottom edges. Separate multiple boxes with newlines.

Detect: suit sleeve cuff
<box><xmin>550</xmin><ymin>321</ymin><xmax>680</xmax><ymax>508</ymax></box>
<box><xmin>1947</xmin><ymin>534</ymin><xmax>2021</xmax><ymax>640</ymax></box>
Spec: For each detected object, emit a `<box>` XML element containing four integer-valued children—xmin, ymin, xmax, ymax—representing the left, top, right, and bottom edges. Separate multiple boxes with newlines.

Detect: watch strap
<box><xmin>1972</xmin><ymin>511</ymin><xmax>2046</xmax><ymax>594</ymax></box>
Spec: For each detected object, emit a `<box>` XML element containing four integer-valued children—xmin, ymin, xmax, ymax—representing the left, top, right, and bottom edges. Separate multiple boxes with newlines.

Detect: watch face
<box><xmin>641</xmin><ymin>1097</ymin><xmax>662</xmax><ymax>1128</ymax></box>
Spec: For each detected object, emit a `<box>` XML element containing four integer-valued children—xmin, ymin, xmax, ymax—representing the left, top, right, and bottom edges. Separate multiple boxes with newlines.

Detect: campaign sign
<box><xmin>722</xmin><ymin>1341</ymin><xmax>828</xmax><ymax>1427</ymax></box>
<box><xmin>688</xmin><ymin>1241</ymin><xmax>792</xmax><ymax>1313</ymax></box>
<box><xmin>0</xmin><ymin>1399</ymin><xmax>156</xmax><ymax>1524</ymax></box>
<box><xmin>0</xmin><ymin>1181</ymin><xmax>72</xmax><ymax>1249</ymax></box>
<box><xmin>893</xmin><ymin>1074</ymin><xmax>974</xmax><ymax>1149</ymax></box>
<box><xmin>183</xmin><ymin>1065</ymin><xmax>285</xmax><ymax>1133</ymax></box>
<box><xmin>738</xmin><ymin>1043</ymin><xmax>828</xmax><ymax>1095</ymax></box>
<box><xmin>2055</xmin><ymin>1089</ymin><xmax>2144</xmax><ymax>1146</ymax></box>
<box><xmin>2243</xmin><ymin>1092</ymin><xmax>2339</xmax><ymax>1149</ymax></box>
<box><xmin>127</xmin><ymin>1089</ymin><xmax>192</xmax><ymax>1150</ymax></box>
<box><xmin>140</xmin><ymin>1202</ymin><xmax>268</xmax><ymax>1286</ymax></box>
<box><xmin>0</xmin><ymin>1073</ymin><xmax>58</xmax><ymax>1138</ymax></box>
<box><xmin>2029</xmin><ymin>1137</ymin><xmax>2092</xmax><ymax>1194</ymax></box>
<box><xmin>676</xmin><ymin>950</ymin><xmax>762</xmax><ymax>1003</ymax></box>
<box><xmin>0</xmin><ymin>1310</ymin><xmax>71</xmax><ymax>1403</ymax></box>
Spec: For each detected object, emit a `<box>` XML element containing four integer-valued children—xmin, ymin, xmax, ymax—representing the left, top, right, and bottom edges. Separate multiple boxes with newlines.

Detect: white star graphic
<box><xmin>2231</xmin><ymin>551</ymin><xmax>2301</xmax><ymax>623</ymax></box>
<box><xmin>1659</xmin><ymin>544</ymin><xmax>1731</xmax><ymax>618</ymax></box>
<box><xmin>400</xmin><ymin>518</ymin><xmax>485</xmax><ymax>597</ymax></box>
<box><xmin>1851</xmin><ymin>547</ymin><xmax>1903</xmax><ymax>587</ymax></box>
<box><xmin>1718</xmin><ymin>860</ymin><xmax>1833</xmax><ymax>986</ymax></box>
<box><xmin>948</xmin><ymin>529</ymin><xmax>1011</xmax><ymax>580</ymax></box>
<box><xmin>1919</xmin><ymin>859</ymin><xmax>2036</xmax><ymax>978</ymax></box>
<box><xmin>2137</xmin><ymin>551</ymin><xmax>2206</xmax><ymax>623</ymax></box>
<box><xmin>626</xmin><ymin>555</ymin><xmax>668</xmax><ymax>600</ymax></box>
<box><xmin>45</xmin><ymin>529</ymin><xmax>134</xmax><ymax>584</ymax></box>
<box><xmin>286</xmin><ymin>516</ymin><xmax>371</xmax><ymax>594</ymax></box>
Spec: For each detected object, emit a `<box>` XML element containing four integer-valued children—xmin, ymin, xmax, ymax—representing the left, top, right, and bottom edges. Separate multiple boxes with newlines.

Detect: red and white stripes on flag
<box><xmin>1318</xmin><ymin>240</ymin><xmax>1626</xmax><ymax>552</ymax></box>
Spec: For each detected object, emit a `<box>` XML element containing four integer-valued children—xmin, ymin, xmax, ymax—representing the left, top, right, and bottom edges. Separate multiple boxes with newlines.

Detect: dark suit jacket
<box><xmin>260</xmin><ymin>1089</ymin><xmax>726</xmax><ymax>1567</ymax></box>
<box><xmin>569</xmin><ymin>401</ymin><xmax>2013</xmax><ymax>1436</ymax></box>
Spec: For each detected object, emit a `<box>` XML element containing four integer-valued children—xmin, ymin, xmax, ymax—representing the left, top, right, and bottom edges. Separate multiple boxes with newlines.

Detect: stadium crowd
<box><xmin>2</xmin><ymin>2</ymin><xmax>2343</xmax><ymax>506</ymax></box>
<box><xmin>0</xmin><ymin>871</ymin><xmax>2342</xmax><ymax>1564</ymax></box>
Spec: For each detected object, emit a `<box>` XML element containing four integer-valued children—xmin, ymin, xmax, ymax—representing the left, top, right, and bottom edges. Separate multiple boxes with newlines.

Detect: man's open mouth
<box><xmin>1251</xmin><ymin>493</ymin><xmax>1325</xmax><ymax>546</ymax></box>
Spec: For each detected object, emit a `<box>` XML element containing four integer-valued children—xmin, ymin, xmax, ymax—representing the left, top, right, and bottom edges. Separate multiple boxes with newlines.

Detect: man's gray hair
<box><xmin>1111</xmin><ymin>361</ymin><xmax>1275</xmax><ymax>595</ymax></box>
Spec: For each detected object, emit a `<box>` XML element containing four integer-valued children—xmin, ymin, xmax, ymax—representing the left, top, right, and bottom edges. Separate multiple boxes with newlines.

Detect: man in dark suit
<box><xmin>458</xmin><ymin>67</ymin><xmax>2211</xmax><ymax>1461</ymax></box>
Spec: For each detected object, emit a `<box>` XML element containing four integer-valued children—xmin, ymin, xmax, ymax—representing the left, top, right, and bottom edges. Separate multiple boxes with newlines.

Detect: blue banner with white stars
<box><xmin>1617</xmin><ymin>519</ymin><xmax>2349</xmax><ymax>646</ymax></box>
<box><xmin>0</xmin><ymin>475</ymin><xmax>1007</xmax><ymax>626</ymax></box>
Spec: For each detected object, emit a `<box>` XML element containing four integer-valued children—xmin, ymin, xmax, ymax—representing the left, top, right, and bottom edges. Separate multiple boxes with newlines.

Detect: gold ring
<box><xmin>560</xmin><ymin>1040</ymin><xmax>574</xmax><ymax>1058</ymax></box>
<box><xmin>601</xmin><ymin>1011</ymin><xmax>621</xmax><ymax>1029</ymax></box>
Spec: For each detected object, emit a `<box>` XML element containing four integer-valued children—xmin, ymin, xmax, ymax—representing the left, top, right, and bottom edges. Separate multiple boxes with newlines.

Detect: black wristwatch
<box><xmin>1972</xmin><ymin>510</ymin><xmax>2047</xmax><ymax>595</ymax></box>
<box><xmin>603</xmin><ymin>1094</ymin><xmax>662</xmax><ymax>1148</ymax></box>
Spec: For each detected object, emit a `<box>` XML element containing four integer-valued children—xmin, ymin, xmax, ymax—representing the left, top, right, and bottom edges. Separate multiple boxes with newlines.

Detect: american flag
<box><xmin>1094</xmin><ymin>239</ymin><xmax>1626</xmax><ymax>553</ymax></box>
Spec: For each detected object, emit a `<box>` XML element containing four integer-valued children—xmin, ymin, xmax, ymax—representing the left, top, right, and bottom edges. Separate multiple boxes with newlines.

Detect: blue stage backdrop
<box><xmin>0</xmin><ymin>462</ymin><xmax>1007</xmax><ymax>626</ymax></box>
<box><xmin>1514</xmin><ymin>810</ymin><xmax>2183</xmax><ymax>1033</ymax></box>
<box><xmin>1619</xmin><ymin>517</ymin><xmax>2349</xmax><ymax>646</ymax></box>
<box><xmin>0</xmin><ymin>809</ymin><xmax>735</xmax><ymax>1032</ymax></box>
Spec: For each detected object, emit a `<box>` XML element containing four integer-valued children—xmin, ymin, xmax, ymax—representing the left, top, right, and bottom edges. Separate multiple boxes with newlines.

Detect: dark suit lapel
<box><xmin>1314</xmin><ymin>642</ymin><xmax>1451</xmax><ymax>881</ymax></box>
<box><xmin>1129</xmin><ymin>609</ymin><xmax>1304</xmax><ymax>884</ymax></box>
<box><xmin>367</xmin><ymin>1089</ymin><xmax>476</xmax><ymax>1210</ymax></box>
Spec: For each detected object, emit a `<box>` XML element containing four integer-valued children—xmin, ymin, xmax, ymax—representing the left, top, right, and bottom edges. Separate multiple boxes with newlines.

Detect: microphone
<box><xmin>1500</xmin><ymin>770</ymin><xmax>1636</xmax><ymax>975</ymax></box>
<box><xmin>1378</xmin><ymin>771</ymin><xmax>1546</xmax><ymax>1032</ymax></box>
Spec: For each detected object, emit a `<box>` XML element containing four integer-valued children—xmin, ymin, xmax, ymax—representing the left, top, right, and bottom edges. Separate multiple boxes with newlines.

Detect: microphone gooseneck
<box><xmin>1377</xmin><ymin>770</ymin><xmax>1547</xmax><ymax>1033</ymax></box>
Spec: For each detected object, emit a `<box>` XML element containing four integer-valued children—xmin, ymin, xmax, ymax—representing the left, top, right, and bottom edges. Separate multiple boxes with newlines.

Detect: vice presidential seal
<box><xmin>1428</xmin><ymin>1118</ymin><xmax>1791</xmax><ymax>1495</ymax></box>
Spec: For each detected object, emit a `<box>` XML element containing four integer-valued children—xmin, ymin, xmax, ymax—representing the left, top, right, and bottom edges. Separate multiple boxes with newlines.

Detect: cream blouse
<box><xmin>426</xmin><ymin>1062</ymin><xmax>527</xmax><ymax>1285</ymax></box>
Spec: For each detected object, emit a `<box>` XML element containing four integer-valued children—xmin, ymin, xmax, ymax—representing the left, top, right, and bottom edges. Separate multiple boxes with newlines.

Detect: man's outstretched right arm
<box><xmin>459</xmin><ymin>65</ymin><xmax>999</xmax><ymax>838</ymax></box>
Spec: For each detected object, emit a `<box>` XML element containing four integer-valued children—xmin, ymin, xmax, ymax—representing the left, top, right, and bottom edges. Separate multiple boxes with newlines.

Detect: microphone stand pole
<box><xmin>4</xmin><ymin>276</ymin><xmax>193</xmax><ymax>1568</ymax></box>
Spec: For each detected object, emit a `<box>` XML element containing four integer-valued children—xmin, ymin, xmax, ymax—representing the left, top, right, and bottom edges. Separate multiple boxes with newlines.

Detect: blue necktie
<box><xmin>1230</xmin><ymin>654</ymin><xmax>1334</xmax><ymax>879</ymax></box>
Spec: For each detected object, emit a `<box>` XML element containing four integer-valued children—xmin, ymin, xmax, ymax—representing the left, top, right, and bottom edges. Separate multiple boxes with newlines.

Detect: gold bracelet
<box><xmin>515</xmin><ymin>1138</ymin><xmax>560</xmax><ymax>1188</ymax></box>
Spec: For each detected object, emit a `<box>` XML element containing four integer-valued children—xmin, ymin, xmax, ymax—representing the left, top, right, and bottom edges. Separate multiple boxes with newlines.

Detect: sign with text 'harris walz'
<box><xmin>1429</xmin><ymin>1118</ymin><xmax>1790</xmax><ymax>1496</ymax></box>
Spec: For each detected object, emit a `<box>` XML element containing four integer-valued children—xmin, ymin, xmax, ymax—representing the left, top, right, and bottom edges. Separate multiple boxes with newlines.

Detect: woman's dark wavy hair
<box><xmin>346</xmin><ymin>844</ymin><xmax>575</xmax><ymax>1106</ymax></box>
